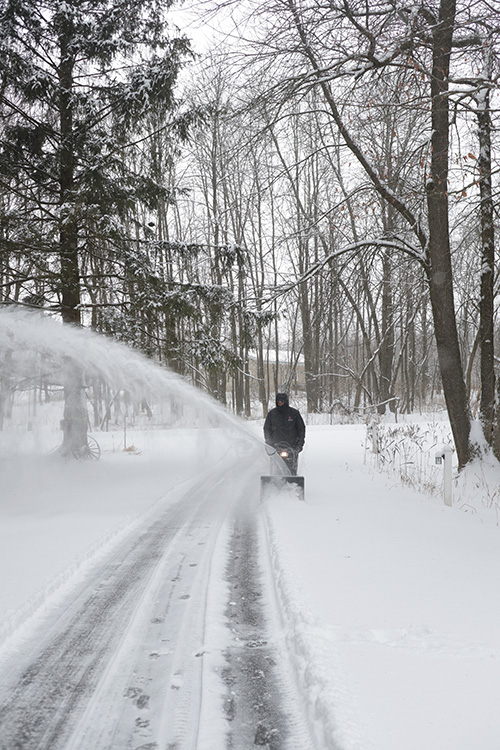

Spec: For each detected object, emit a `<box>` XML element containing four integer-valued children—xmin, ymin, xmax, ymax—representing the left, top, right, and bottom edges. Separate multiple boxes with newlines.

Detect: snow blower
<box><xmin>261</xmin><ymin>442</ymin><xmax>305</xmax><ymax>500</ymax></box>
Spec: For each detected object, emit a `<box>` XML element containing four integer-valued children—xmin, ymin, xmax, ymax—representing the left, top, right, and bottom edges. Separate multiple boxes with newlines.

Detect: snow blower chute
<box><xmin>261</xmin><ymin>442</ymin><xmax>305</xmax><ymax>500</ymax></box>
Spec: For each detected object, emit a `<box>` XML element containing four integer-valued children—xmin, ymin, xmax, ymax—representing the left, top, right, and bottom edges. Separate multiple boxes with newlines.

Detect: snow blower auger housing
<box><xmin>261</xmin><ymin>442</ymin><xmax>305</xmax><ymax>500</ymax></box>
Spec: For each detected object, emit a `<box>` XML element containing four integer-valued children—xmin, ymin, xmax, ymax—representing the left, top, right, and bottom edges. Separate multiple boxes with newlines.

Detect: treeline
<box><xmin>1</xmin><ymin>0</ymin><xmax>500</xmax><ymax>466</ymax></box>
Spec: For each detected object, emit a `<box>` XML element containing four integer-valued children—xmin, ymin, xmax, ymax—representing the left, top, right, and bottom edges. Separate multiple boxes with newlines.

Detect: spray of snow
<box><xmin>0</xmin><ymin>306</ymin><xmax>257</xmax><ymax>446</ymax></box>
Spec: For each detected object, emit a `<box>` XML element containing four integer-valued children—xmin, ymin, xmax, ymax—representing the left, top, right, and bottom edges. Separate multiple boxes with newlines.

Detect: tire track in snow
<box><xmin>69</xmin><ymin>477</ymin><xmax>232</xmax><ymax>750</ymax></box>
<box><xmin>223</xmin><ymin>501</ymin><xmax>318</xmax><ymax>750</ymax></box>
<box><xmin>0</xmin><ymin>459</ymin><xmax>320</xmax><ymax>750</ymax></box>
<box><xmin>0</xmin><ymin>468</ymin><xmax>234</xmax><ymax>750</ymax></box>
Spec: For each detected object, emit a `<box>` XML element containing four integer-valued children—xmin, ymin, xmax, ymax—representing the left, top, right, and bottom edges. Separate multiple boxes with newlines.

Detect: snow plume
<box><xmin>0</xmin><ymin>306</ymin><xmax>253</xmax><ymax>439</ymax></box>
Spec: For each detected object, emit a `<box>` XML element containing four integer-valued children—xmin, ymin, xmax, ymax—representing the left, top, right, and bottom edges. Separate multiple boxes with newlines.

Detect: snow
<box><xmin>0</xmin><ymin>430</ymin><xmax>206</xmax><ymax>647</ymax></box>
<box><xmin>1</xmin><ymin>419</ymin><xmax>500</xmax><ymax>748</ymax></box>
<box><xmin>263</xmin><ymin>424</ymin><xmax>500</xmax><ymax>749</ymax></box>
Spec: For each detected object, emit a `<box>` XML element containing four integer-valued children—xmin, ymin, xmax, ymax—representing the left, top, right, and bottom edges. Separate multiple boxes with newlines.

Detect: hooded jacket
<box><xmin>263</xmin><ymin>393</ymin><xmax>306</xmax><ymax>451</ymax></box>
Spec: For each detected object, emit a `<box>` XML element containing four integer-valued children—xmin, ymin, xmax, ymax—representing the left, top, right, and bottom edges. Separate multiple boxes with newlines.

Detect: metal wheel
<box><xmin>85</xmin><ymin>435</ymin><xmax>101</xmax><ymax>460</ymax></box>
<box><xmin>72</xmin><ymin>435</ymin><xmax>101</xmax><ymax>461</ymax></box>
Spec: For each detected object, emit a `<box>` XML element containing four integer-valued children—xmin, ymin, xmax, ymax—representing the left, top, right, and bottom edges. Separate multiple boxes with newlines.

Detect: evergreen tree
<box><xmin>0</xmin><ymin>0</ymin><xmax>191</xmax><ymax>451</ymax></box>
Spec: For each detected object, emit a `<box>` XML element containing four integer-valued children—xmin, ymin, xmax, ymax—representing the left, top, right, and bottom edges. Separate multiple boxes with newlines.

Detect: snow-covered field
<box><xmin>1</xmin><ymin>416</ymin><xmax>500</xmax><ymax>749</ymax></box>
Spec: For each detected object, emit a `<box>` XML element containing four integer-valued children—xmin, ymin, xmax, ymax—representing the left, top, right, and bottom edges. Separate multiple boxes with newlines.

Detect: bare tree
<box><xmin>219</xmin><ymin>0</ymin><xmax>500</xmax><ymax>466</ymax></box>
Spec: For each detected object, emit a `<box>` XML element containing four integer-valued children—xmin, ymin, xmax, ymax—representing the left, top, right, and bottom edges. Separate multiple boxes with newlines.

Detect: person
<box><xmin>263</xmin><ymin>392</ymin><xmax>305</xmax><ymax>474</ymax></box>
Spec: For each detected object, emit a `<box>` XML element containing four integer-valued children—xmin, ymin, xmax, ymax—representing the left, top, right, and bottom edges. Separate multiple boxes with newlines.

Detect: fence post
<box><xmin>369</xmin><ymin>423</ymin><xmax>379</xmax><ymax>454</ymax></box>
<box><xmin>435</xmin><ymin>445</ymin><xmax>453</xmax><ymax>507</ymax></box>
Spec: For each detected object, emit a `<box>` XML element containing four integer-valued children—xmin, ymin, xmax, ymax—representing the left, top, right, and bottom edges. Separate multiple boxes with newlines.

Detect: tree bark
<box><xmin>378</xmin><ymin>251</ymin><xmax>395</xmax><ymax>414</ymax></box>
<box><xmin>425</xmin><ymin>0</ymin><xmax>471</xmax><ymax>468</ymax></box>
<box><xmin>476</xmin><ymin>78</ymin><xmax>496</xmax><ymax>446</ymax></box>
<box><xmin>58</xmin><ymin>10</ymin><xmax>88</xmax><ymax>455</ymax></box>
<box><xmin>58</xmin><ymin>13</ymin><xmax>80</xmax><ymax>327</ymax></box>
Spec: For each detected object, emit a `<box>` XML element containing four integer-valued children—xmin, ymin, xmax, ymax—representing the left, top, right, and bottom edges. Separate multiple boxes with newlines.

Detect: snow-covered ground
<box><xmin>265</xmin><ymin>424</ymin><xmax>500</xmax><ymax>750</ymax></box>
<box><xmin>1</xmin><ymin>420</ymin><xmax>500</xmax><ymax>749</ymax></box>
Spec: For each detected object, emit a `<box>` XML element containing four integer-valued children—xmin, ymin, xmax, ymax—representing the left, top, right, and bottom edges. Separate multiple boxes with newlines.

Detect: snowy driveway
<box><xmin>3</xmin><ymin>422</ymin><xmax>500</xmax><ymax>750</ymax></box>
<box><xmin>0</xmin><ymin>436</ymin><xmax>314</xmax><ymax>750</ymax></box>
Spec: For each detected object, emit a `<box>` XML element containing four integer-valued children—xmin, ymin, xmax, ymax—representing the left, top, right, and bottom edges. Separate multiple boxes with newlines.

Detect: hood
<box><xmin>275</xmin><ymin>392</ymin><xmax>289</xmax><ymax>407</ymax></box>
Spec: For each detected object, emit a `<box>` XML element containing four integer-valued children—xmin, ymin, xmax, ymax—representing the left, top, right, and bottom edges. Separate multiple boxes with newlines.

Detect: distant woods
<box><xmin>1</xmin><ymin>0</ymin><xmax>500</xmax><ymax>466</ymax></box>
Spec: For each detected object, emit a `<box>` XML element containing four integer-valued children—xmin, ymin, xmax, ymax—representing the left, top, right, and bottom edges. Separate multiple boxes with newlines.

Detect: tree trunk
<box><xmin>476</xmin><ymin>79</ymin><xmax>496</xmax><ymax>446</ymax></box>
<box><xmin>58</xmin><ymin>13</ymin><xmax>88</xmax><ymax>455</ymax></box>
<box><xmin>58</xmin><ymin>17</ymin><xmax>80</xmax><ymax>327</ymax></box>
<box><xmin>378</xmin><ymin>251</ymin><xmax>395</xmax><ymax>414</ymax></box>
<box><xmin>61</xmin><ymin>363</ymin><xmax>88</xmax><ymax>456</ymax></box>
<box><xmin>256</xmin><ymin>324</ymin><xmax>268</xmax><ymax>417</ymax></box>
<box><xmin>426</xmin><ymin>0</ymin><xmax>471</xmax><ymax>468</ymax></box>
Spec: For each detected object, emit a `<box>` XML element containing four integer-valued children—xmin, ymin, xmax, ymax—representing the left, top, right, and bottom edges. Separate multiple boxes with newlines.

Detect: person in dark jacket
<box><xmin>263</xmin><ymin>392</ymin><xmax>306</xmax><ymax>474</ymax></box>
